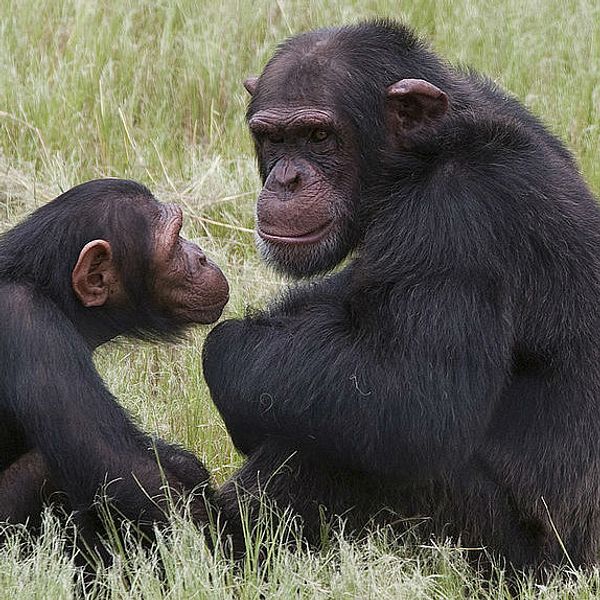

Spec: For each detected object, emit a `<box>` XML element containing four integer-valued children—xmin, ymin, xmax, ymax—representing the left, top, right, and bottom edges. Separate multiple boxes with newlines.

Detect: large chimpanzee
<box><xmin>202</xmin><ymin>21</ymin><xmax>600</xmax><ymax>570</ymax></box>
<box><xmin>0</xmin><ymin>179</ymin><xmax>228</xmax><ymax>549</ymax></box>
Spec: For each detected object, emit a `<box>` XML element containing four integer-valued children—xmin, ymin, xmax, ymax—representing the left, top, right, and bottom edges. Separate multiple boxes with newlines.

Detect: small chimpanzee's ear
<box><xmin>243</xmin><ymin>76</ymin><xmax>259</xmax><ymax>95</ymax></box>
<box><xmin>385</xmin><ymin>78</ymin><xmax>448</xmax><ymax>140</ymax></box>
<box><xmin>72</xmin><ymin>240</ymin><xmax>118</xmax><ymax>308</ymax></box>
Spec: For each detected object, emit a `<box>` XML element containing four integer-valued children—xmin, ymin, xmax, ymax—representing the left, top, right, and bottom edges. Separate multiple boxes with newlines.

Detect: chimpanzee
<box><xmin>0</xmin><ymin>178</ymin><xmax>229</xmax><ymax>550</ymax></box>
<box><xmin>202</xmin><ymin>20</ymin><xmax>600</xmax><ymax>571</ymax></box>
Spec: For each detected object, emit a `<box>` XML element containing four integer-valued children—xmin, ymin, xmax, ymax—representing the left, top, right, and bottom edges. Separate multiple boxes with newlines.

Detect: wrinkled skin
<box><xmin>151</xmin><ymin>203</ymin><xmax>229</xmax><ymax>324</ymax></box>
<box><xmin>249</xmin><ymin>105</ymin><xmax>361</xmax><ymax>278</ymax></box>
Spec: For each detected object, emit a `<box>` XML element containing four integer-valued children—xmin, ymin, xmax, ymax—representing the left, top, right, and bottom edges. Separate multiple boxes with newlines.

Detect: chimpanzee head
<box><xmin>0</xmin><ymin>179</ymin><xmax>229</xmax><ymax>346</ymax></box>
<box><xmin>244</xmin><ymin>21</ymin><xmax>450</xmax><ymax>278</ymax></box>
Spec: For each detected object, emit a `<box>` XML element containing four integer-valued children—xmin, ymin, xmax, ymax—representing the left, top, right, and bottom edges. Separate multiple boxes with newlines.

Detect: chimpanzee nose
<box><xmin>278</xmin><ymin>165</ymin><xmax>300</xmax><ymax>191</ymax></box>
<box><xmin>269</xmin><ymin>160</ymin><xmax>302</xmax><ymax>195</ymax></box>
<box><xmin>183</xmin><ymin>239</ymin><xmax>208</xmax><ymax>266</ymax></box>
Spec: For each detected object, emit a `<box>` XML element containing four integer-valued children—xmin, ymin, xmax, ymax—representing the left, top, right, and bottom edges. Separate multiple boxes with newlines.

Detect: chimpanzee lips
<box><xmin>257</xmin><ymin>219</ymin><xmax>334</xmax><ymax>245</ymax></box>
<box><xmin>186</xmin><ymin>297</ymin><xmax>229</xmax><ymax>323</ymax></box>
<box><xmin>199</xmin><ymin>297</ymin><xmax>229</xmax><ymax>312</ymax></box>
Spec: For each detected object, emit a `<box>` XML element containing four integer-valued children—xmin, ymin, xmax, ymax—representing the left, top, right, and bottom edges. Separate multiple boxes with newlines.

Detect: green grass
<box><xmin>1</xmin><ymin>0</ymin><xmax>600</xmax><ymax>597</ymax></box>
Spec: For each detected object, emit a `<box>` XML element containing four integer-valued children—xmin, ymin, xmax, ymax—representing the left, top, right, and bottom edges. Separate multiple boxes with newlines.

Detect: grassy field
<box><xmin>1</xmin><ymin>0</ymin><xmax>600</xmax><ymax>597</ymax></box>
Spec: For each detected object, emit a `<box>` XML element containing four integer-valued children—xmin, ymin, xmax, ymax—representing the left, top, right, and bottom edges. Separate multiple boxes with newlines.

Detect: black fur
<box><xmin>203</xmin><ymin>21</ymin><xmax>600</xmax><ymax>571</ymax></box>
<box><xmin>0</xmin><ymin>179</ymin><xmax>212</xmax><ymax>549</ymax></box>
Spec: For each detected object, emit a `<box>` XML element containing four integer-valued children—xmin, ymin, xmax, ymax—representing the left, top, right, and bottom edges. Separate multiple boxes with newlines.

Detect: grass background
<box><xmin>1</xmin><ymin>0</ymin><xmax>599</xmax><ymax>597</ymax></box>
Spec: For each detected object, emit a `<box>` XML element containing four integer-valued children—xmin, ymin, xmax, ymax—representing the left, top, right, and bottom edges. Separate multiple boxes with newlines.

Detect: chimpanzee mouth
<box><xmin>201</xmin><ymin>298</ymin><xmax>229</xmax><ymax>311</ymax></box>
<box><xmin>191</xmin><ymin>301</ymin><xmax>229</xmax><ymax>323</ymax></box>
<box><xmin>257</xmin><ymin>220</ymin><xmax>334</xmax><ymax>245</ymax></box>
<box><xmin>183</xmin><ymin>292</ymin><xmax>230</xmax><ymax>322</ymax></box>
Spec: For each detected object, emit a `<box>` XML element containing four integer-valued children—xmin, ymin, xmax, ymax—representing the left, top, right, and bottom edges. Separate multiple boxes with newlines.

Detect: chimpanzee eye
<box><xmin>310</xmin><ymin>129</ymin><xmax>329</xmax><ymax>143</ymax></box>
<box><xmin>267</xmin><ymin>133</ymin><xmax>284</xmax><ymax>144</ymax></box>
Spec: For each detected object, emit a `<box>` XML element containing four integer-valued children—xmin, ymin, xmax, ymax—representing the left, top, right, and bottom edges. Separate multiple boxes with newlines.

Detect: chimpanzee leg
<box><xmin>0</xmin><ymin>451</ymin><xmax>61</xmax><ymax>528</ymax></box>
<box><xmin>217</xmin><ymin>441</ymin><xmax>571</xmax><ymax>574</ymax></box>
<box><xmin>216</xmin><ymin>439</ymin><xmax>394</xmax><ymax>550</ymax></box>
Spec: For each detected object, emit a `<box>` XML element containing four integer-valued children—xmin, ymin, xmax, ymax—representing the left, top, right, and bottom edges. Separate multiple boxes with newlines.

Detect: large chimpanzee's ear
<box><xmin>385</xmin><ymin>78</ymin><xmax>448</xmax><ymax>142</ymax></box>
<box><xmin>243</xmin><ymin>76</ymin><xmax>259</xmax><ymax>95</ymax></box>
<box><xmin>72</xmin><ymin>240</ymin><xmax>118</xmax><ymax>307</ymax></box>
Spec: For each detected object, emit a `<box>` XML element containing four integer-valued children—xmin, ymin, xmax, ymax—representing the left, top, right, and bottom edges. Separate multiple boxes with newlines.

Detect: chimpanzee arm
<box><xmin>203</xmin><ymin>269</ymin><xmax>512</xmax><ymax>481</ymax></box>
<box><xmin>0</xmin><ymin>284</ymin><xmax>168</xmax><ymax>521</ymax></box>
<box><xmin>0</xmin><ymin>443</ymin><xmax>211</xmax><ymax>528</ymax></box>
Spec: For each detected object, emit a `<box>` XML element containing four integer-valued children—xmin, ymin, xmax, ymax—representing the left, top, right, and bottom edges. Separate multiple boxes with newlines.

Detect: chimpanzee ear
<box><xmin>385</xmin><ymin>78</ymin><xmax>449</xmax><ymax>141</ymax></box>
<box><xmin>72</xmin><ymin>240</ymin><xmax>117</xmax><ymax>308</ymax></box>
<box><xmin>243</xmin><ymin>76</ymin><xmax>259</xmax><ymax>95</ymax></box>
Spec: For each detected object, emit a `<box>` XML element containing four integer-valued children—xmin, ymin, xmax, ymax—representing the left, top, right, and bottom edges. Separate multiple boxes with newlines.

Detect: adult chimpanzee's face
<box><xmin>248</xmin><ymin>103</ymin><xmax>360</xmax><ymax>278</ymax></box>
<box><xmin>151</xmin><ymin>203</ymin><xmax>229</xmax><ymax>323</ymax></box>
<box><xmin>245</xmin><ymin>35</ymin><xmax>450</xmax><ymax>280</ymax></box>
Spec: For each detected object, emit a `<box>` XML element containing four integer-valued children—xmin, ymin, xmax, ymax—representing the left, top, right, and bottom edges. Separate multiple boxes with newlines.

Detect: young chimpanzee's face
<box><xmin>71</xmin><ymin>199</ymin><xmax>229</xmax><ymax>326</ymax></box>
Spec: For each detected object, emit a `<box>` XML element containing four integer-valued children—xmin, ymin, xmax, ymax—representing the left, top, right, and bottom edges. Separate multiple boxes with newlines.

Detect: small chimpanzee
<box><xmin>0</xmin><ymin>178</ymin><xmax>229</xmax><ymax>548</ymax></box>
<box><xmin>202</xmin><ymin>20</ymin><xmax>600</xmax><ymax>570</ymax></box>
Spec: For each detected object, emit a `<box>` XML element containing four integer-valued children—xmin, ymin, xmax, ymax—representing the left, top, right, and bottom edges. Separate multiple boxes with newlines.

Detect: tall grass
<box><xmin>2</xmin><ymin>0</ymin><xmax>599</xmax><ymax>189</ymax></box>
<box><xmin>1</xmin><ymin>0</ymin><xmax>600</xmax><ymax>596</ymax></box>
